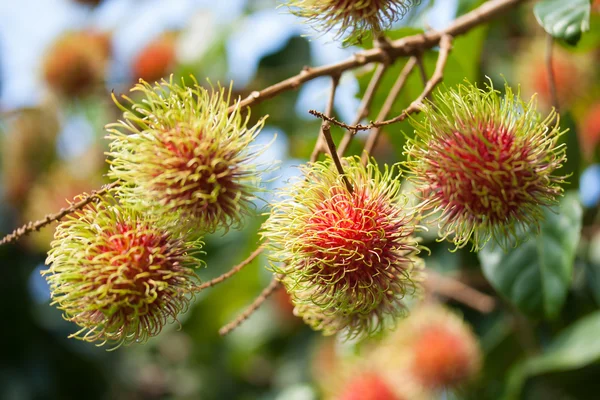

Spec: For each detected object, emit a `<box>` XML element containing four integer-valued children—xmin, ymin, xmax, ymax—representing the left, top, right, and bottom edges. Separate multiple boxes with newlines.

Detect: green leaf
<box><xmin>479</xmin><ymin>193</ymin><xmax>583</xmax><ymax>319</ymax></box>
<box><xmin>505</xmin><ymin>311</ymin><xmax>600</xmax><ymax>399</ymax></box>
<box><xmin>533</xmin><ymin>0</ymin><xmax>591</xmax><ymax>45</ymax></box>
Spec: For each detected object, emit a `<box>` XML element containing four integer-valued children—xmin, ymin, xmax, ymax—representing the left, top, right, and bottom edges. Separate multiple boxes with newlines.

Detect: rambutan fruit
<box><xmin>262</xmin><ymin>157</ymin><xmax>423</xmax><ymax>339</ymax></box>
<box><xmin>404</xmin><ymin>81</ymin><xmax>566</xmax><ymax>250</ymax></box>
<box><xmin>372</xmin><ymin>304</ymin><xmax>481</xmax><ymax>392</ymax></box>
<box><xmin>132</xmin><ymin>33</ymin><xmax>178</xmax><ymax>83</ymax></box>
<box><xmin>42</xmin><ymin>30</ymin><xmax>110</xmax><ymax>98</ymax></box>
<box><xmin>284</xmin><ymin>0</ymin><xmax>421</xmax><ymax>45</ymax></box>
<box><xmin>106</xmin><ymin>77</ymin><xmax>270</xmax><ymax>234</ymax></box>
<box><xmin>43</xmin><ymin>195</ymin><xmax>203</xmax><ymax>348</ymax></box>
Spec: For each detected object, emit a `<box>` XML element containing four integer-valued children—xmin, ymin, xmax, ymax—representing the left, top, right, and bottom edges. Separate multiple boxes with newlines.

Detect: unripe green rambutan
<box><xmin>404</xmin><ymin>81</ymin><xmax>566</xmax><ymax>250</ymax></box>
<box><xmin>262</xmin><ymin>157</ymin><xmax>423</xmax><ymax>339</ymax></box>
<box><xmin>106</xmin><ymin>77</ymin><xmax>269</xmax><ymax>234</ymax></box>
<box><xmin>43</xmin><ymin>195</ymin><xmax>203</xmax><ymax>348</ymax></box>
<box><xmin>284</xmin><ymin>0</ymin><xmax>421</xmax><ymax>45</ymax></box>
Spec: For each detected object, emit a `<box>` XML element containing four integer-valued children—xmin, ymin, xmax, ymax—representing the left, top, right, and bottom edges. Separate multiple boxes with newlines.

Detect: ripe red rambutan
<box><xmin>42</xmin><ymin>31</ymin><xmax>110</xmax><ymax>98</ymax></box>
<box><xmin>371</xmin><ymin>304</ymin><xmax>481</xmax><ymax>392</ymax></box>
<box><xmin>132</xmin><ymin>33</ymin><xmax>177</xmax><ymax>83</ymax></box>
<box><xmin>404</xmin><ymin>81</ymin><xmax>566</xmax><ymax>250</ymax></box>
<box><xmin>43</xmin><ymin>195</ymin><xmax>203</xmax><ymax>348</ymax></box>
<box><xmin>336</xmin><ymin>373</ymin><xmax>402</xmax><ymax>400</ymax></box>
<box><xmin>515</xmin><ymin>39</ymin><xmax>592</xmax><ymax>111</ymax></box>
<box><xmin>262</xmin><ymin>157</ymin><xmax>423</xmax><ymax>339</ymax></box>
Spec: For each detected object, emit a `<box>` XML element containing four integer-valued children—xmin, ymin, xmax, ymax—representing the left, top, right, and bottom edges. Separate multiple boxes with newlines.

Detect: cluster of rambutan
<box><xmin>41</xmin><ymin>0</ymin><xmax>568</xmax><ymax>354</ymax></box>
<box><xmin>42</xmin><ymin>76</ymin><xmax>567</xmax><ymax>350</ymax></box>
<box><xmin>261</xmin><ymin>80</ymin><xmax>566</xmax><ymax>342</ymax></box>
<box><xmin>43</xmin><ymin>77</ymin><xmax>271</xmax><ymax>348</ymax></box>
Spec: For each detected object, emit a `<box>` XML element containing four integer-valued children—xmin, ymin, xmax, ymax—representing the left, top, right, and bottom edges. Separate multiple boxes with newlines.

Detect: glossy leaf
<box><xmin>479</xmin><ymin>193</ymin><xmax>583</xmax><ymax>319</ymax></box>
<box><xmin>534</xmin><ymin>0</ymin><xmax>591</xmax><ymax>45</ymax></box>
<box><xmin>505</xmin><ymin>311</ymin><xmax>600</xmax><ymax>399</ymax></box>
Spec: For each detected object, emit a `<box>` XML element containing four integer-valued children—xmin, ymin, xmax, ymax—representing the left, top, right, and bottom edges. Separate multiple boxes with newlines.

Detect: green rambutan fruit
<box><xmin>404</xmin><ymin>81</ymin><xmax>566</xmax><ymax>250</ymax></box>
<box><xmin>106</xmin><ymin>77</ymin><xmax>270</xmax><ymax>234</ymax></box>
<box><xmin>284</xmin><ymin>0</ymin><xmax>421</xmax><ymax>45</ymax></box>
<box><xmin>43</xmin><ymin>194</ymin><xmax>203</xmax><ymax>348</ymax></box>
<box><xmin>262</xmin><ymin>157</ymin><xmax>423</xmax><ymax>339</ymax></box>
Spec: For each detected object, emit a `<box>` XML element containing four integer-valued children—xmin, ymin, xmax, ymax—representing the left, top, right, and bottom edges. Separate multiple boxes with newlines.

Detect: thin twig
<box><xmin>194</xmin><ymin>245</ymin><xmax>265</xmax><ymax>291</ymax></box>
<box><xmin>322</xmin><ymin>122</ymin><xmax>354</xmax><ymax>194</ymax></box>
<box><xmin>545</xmin><ymin>34</ymin><xmax>559</xmax><ymax>113</ymax></box>
<box><xmin>219</xmin><ymin>277</ymin><xmax>282</xmax><ymax>336</ymax></box>
<box><xmin>228</xmin><ymin>0</ymin><xmax>524</xmax><ymax>114</ymax></box>
<box><xmin>415</xmin><ymin>55</ymin><xmax>428</xmax><ymax>86</ymax></box>
<box><xmin>425</xmin><ymin>269</ymin><xmax>496</xmax><ymax>313</ymax></box>
<box><xmin>308</xmin><ymin>33</ymin><xmax>452</xmax><ymax>131</ymax></box>
<box><xmin>311</xmin><ymin>35</ymin><xmax>454</xmax><ymax>133</ymax></box>
<box><xmin>337</xmin><ymin>63</ymin><xmax>389</xmax><ymax>156</ymax></box>
<box><xmin>361</xmin><ymin>57</ymin><xmax>418</xmax><ymax>164</ymax></box>
<box><xmin>310</xmin><ymin>75</ymin><xmax>340</xmax><ymax>162</ymax></box>
<box><xmin>0</xmin><ymin>181</ymin><xmax>120</xmax><ymax>247</ymax></box>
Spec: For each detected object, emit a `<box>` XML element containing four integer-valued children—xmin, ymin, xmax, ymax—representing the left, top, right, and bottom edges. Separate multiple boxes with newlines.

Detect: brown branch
<box><xmin>311</xmin><ymin>34</ymin><xmax>453</xmax><ymax>133</ymax></box>
<box><xmin>322</xmin><ymin>122</ymin><xmax>354</xmax><ymax>194</ymax></box>
<box><xmin>309</xmin><ymin>76</ymin><xmax>354</xmax><ymax>193</ymax></box>
<box><xmin>194</xmin><ymin>245</ymin><xmax>265</xmax><ymax>291</ymax></box>
<box><xmin>219</xmin><ymin>277</ymin><xmax>282</xmax><ymax>336</ymax></box>
<box><xmin>337</xmin><ymin>63</ymin><xmax>389</xmax><ymax>156</ymax></box>
<box><xmin>0</xmin><ymin>181</ymin><xmax>120</xmax><ymax>247</ymax></box>
<box><xmin>361</xmin><ymin>57</ymin><xmax>418</xmax><ymax>164</ymax></box>
<box><xmin>228</xmin><ymin>0</ymin><xmax>524</xmax><ymax>114</ymax></box>
<box><xmin>426</xmin><ymin>269</ymin><xmax>496</xmax><ymax>313</ymax></box>
<box><xmin>310</xmin><ymin>75</ymin><xmax>340</xmax><ymax>162</ymax></box>
<box><xmin>545</xmin><ymin>34</ymin><xmax>559</xmax><ymax>112</ymax></box>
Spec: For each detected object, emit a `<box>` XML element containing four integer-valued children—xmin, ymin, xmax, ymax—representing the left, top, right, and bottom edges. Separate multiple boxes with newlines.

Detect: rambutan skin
<box><xmin>43</xmin><ymin>195</ymin><xmax>203</xmax><ymax>348</ymax></box>
<box><xmin>285</xmin><ymin>0</ymin><xmax>421</xmax><ymax>45</ymax></box>
<box><xmin>106</xmin><ymin>77</ymin><xmax>269</xmax><ymax>234</ymax></box>
<box><xmin>262</xmin><ymin>157</ymin><xmax>423</xmax><ymax>339</ymax></box>
<box><xmin>404</xmin><ymin>81</ymin><xmax>566</xmax><ymax>250</ymax></box>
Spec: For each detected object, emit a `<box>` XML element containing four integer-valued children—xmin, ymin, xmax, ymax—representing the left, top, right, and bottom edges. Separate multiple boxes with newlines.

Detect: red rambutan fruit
<box><xmin>336</xmin><ymin>373</ymin><xmax>402</xmax><ymax>400</ymax></box>
<box><xmin>132</xmin><ymin>33</ymin><xmax>177</xmax><ymax>83</ymax></box>
<box><xmin>262</xmin><ymin>157</ymin><xmax>423</xmax><ymax>339</ymax></box>
<box><xmin>404</xmin><ymin>81</ymin><xmax>566</xmax><ymax>250</ymax></box>
<box><xmin>43</xmin><ymin>195</ymin><xmax>204</xmax><ymax>348</ymax></box>
<box><xmin>42</xmin><ymin>30</ymin><xmax>110</xmax><ymax>98</ymax></box>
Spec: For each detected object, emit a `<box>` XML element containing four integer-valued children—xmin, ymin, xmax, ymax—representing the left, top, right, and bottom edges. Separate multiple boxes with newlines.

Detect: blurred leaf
<box><xmin>559</xmin><ymin>113</ymin><xmax>582</xmax><ymax>189</ymax></box>
<box><xmin>479</xmin><ymin>193</ymin><xmax>583</xmax><ymax>319</ymax></box>
<box><xmin>570</xmin><ymin>13</ymin><xmax>600</xmax><ymax>51</ymax></box>
<box><xmin>533</xmin><ymin>0</ymin><xmax>591</xmax><ymax>45</ymax></box>
<box><xmin>505</xmin><ymin>311</ymin><xmax>600</xmax><ymax>399</ymax></box>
